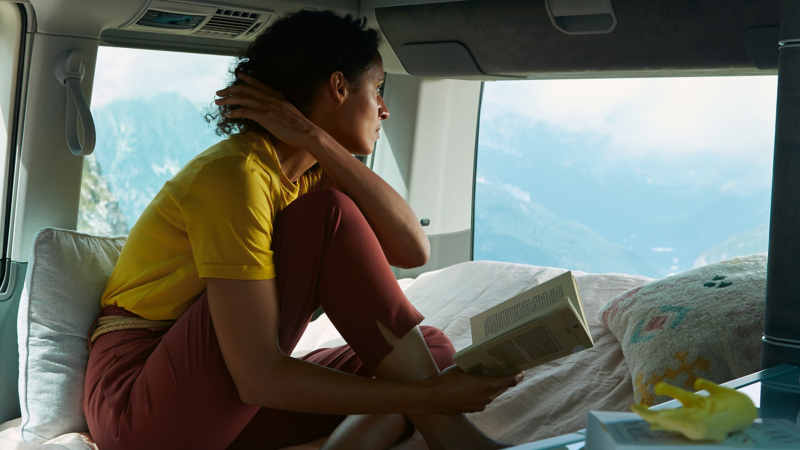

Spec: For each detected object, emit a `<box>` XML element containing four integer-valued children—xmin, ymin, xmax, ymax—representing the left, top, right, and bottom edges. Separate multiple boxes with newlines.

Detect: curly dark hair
<box><xmin>205</xmin><ymin>10</ymin><xmax>383</xmax><ymax>136</ymax></box>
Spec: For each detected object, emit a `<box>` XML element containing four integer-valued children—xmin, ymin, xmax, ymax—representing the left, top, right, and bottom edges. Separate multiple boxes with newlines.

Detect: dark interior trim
<box><xmin>376</xmin><ymin>0</ymin><xmax>781</xmax><ymax>78</ymax></box>
<box><xmin>745</xmin><ymin>26</ymin><xmax>781</xmax><ymax>69</ymax></box>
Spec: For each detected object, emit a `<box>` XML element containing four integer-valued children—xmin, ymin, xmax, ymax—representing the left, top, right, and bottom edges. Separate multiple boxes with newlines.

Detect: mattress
<box><xmin>1</xmin><ymin>261</ymin><xmax>652</xmax><ymax>449</ymax></box>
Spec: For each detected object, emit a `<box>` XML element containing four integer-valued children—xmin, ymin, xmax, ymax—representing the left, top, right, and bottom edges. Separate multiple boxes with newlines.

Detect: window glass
<box><xmin>80</xmin><ymin>47</ymin><xmax>234</xmax><ymax>235</ymax></box>
<box><xmin>473</xmin><ymin>76</ymin><xmax>777</xmax><ymax>278</ymax></box>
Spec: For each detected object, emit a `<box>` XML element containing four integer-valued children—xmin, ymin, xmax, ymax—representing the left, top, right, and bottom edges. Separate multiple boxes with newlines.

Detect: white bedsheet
<box><xmin>0</xmin><ymin>418</ymin><xmax>96</xmax><ymax>450</ymax></box>
<box><xmin>1</xmin><ymin>261</ymin><xmax>652</xmax><ymax>449</ymax></box>
<box><xmin>294</xmin><ymin>261</ymin><xmax>653</xmax><ymax>447</ymax></box>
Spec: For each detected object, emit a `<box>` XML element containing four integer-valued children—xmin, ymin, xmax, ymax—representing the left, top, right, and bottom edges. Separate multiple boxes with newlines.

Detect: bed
<box><xmin>0</xmin><ymin>259</ymin><xmax>653</xmax><ymax>449</ymax></box>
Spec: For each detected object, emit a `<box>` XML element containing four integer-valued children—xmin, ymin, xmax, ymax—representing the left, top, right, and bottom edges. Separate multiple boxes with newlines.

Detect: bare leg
<box><xmin>325</xmin><ymin>322</ymin><xmax>511</xmax><ymax>450</ymax></box>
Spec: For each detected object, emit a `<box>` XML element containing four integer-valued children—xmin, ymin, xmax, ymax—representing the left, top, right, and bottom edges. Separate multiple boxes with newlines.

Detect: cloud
<box><xmin>476</xmin><ymin>175</ymin><xmax>531</xmax><ymax>202</ymax></box>
<box><xmin>652</xmin><ymin>247</ymin><xmax>673</xmax><ymax>252</ymax></box>
<box><xmin>501</xmin><ymin>183</ymin><xmax>531</xmax><ymax>202</ymax></box>
<box><xmin>91</xmin><ymin>47</ymin><xmax>234</xmax><ymax>109</ymax></box>
<box><xmin>481</xmin><ymin>76</ymin><xmax>777</xmax><ymax>164</ymax></box>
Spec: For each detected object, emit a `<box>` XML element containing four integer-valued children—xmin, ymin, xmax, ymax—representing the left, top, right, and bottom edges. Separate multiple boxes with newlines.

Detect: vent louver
<box><xmin>194</xmin><ymin>9</ymin><xmax>260</xmax><ymax>38</ymax></box>
<box><xmin>245</xmin><ymin>22</ymin><xmax>264</xmax><ymax>37</ymax></box>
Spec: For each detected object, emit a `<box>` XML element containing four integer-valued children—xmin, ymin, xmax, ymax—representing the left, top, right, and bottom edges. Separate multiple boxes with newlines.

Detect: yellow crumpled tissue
<box><xmin>631</xmin><ymin>378</ymin><xmax>758</xmax><ymax>442</ymax></box>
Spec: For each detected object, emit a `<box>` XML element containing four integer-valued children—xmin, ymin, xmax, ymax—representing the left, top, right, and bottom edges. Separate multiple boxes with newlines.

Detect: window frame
<box><xmin>469</xmin><ymin>81</ymin><xmax>485</xmax><ymax>262</ymax></box>
<box><xmin>0</xmin><ymin>3</ymin><xmax>29</xmax><ymax>292</ymax></box>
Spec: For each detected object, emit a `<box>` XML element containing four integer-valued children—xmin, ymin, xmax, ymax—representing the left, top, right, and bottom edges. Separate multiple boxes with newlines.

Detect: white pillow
<box><xmin>17</xmin><ymin>228</ymin><xmax>125</xmax><ymax>443</ymax></box>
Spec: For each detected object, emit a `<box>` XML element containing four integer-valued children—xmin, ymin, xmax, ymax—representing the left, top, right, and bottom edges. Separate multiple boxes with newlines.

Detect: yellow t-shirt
<box><xmin>101</xmin><ymin>131</ymin><xmax>324</xmax><ymax>320</ymax></box>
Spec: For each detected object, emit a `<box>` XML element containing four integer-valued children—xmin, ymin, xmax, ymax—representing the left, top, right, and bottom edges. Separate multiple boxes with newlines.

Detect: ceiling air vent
<box><xmin>121</xmin><ymin>1</ymin><xmax>272</xmax><ymax>40</ymax></box>
<box><xmin>193</xmin><ymin>8</ymin><xmax>260</xmax><ymax>38</ymax></box>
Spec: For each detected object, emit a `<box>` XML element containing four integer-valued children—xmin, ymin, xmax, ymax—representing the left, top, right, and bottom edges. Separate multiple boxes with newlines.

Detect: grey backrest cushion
<box><xmin>17</xmin><ymin>228</ymin><xmax>125</xmax><ymax>443</ymax></box>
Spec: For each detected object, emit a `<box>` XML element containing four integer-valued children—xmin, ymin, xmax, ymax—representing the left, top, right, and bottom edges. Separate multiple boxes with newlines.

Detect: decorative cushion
<box><xmin>17</xmin><ymin>228</ymin><xmax>125</xmax><ymax>443</ymax></box>
<box><xmin>598</xmin><ymin>254</ymin><xmax>766</xmax><ymax>406</ymax></box>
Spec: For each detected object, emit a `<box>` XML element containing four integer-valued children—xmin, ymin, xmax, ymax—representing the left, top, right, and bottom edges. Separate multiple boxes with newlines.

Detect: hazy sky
<box><xmin>481</xmin><ymin>76</ymin><xmax>778</xmax><ymax>163</ymax></box>
<box><xmin>91</xmin><ymin>46</ymin><xmax>235</xmax><ymax>109</ymax></box>
<box><xmin>480</xmin><ymin>76</ymin><xmax>779</xmax><ymax>196</ymax></box>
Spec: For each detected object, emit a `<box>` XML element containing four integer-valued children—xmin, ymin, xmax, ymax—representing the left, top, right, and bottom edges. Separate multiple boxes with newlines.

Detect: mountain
<box><xmin>78</xmin><ymin>153</ymin><xmax>128</xmax><ymax>235</ymax></box>
<box><xmin>474</xmin><ymin>182</ymin><xmax>660</xmax><ymax>278</ymax></box>
<box><xmin>475</xmin><ymin>115</ymin><xmax>773</xmax><ymax>277</ymax></box>
<box><xmin>693</xmin><ymin>223</ymin><xmax>769</xmax><ymax>267</ymax></box>
<box><xmin>89</xmin><ymin>92</ymin><xmax>222</xmax><ymax>229</ymax></box>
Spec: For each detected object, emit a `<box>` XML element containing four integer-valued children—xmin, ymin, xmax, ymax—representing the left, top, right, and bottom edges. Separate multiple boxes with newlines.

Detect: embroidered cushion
<box><xmin>598</xmin><ymin>254</ymin><xmax>767</xmax><ymax>406</ymax></box>
<box><xmin>17</xmin><ymin>228</ymin><xmax>125</xmax><ymax>443</ymax></box>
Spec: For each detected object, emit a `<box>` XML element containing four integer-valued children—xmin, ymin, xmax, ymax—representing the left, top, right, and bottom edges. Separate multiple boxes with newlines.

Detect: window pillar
<box><xmin>762</xmin><ymin>0</ymin><xmax>800</xmax><ymax>369</ymax></box>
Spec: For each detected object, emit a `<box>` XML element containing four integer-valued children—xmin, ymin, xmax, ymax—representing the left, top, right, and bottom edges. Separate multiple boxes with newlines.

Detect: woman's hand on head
<box><xmin>215</xmin><ymin>72</ymin><xmax>321</xmax><ymax>148</ymax></box>
<box><xmin>415</xmin><ymin>366</ymin><xmax>524</xmax><ymax>415</ymax></box>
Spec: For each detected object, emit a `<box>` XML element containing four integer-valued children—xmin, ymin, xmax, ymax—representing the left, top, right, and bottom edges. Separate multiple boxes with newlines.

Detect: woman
<box><xmin>83</xmin><ymin>10</ymin><xmax>522</xmax><ymax>450</ymax></box>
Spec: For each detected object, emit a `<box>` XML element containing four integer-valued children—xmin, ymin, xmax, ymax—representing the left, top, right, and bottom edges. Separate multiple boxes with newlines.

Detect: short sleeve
<box><xmin>301</xmin><ymin>165</ymin><xmax>326</xmax><ymax>193</ymax></box>
<box><xmin>181</xmin><ymin>155</ymin><xmax>277</xmax><ymax>280</ymax></box>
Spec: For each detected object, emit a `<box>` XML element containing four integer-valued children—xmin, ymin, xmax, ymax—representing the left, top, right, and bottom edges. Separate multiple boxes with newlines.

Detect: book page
<box><xmin>563</xmin><ymin>274</ymin><xmax>588</xmax><ymax>330</ymax></box>
<box><xmin>470</xmin><ymin>271</ymin><xmax>579</xmax><ymax>343</ymax></box>
<box><xmin>454</xmin><ymin>301</ymin><xmax>593</xmax><ymax>376</ymax></box>
<box><xmin>565</xmin><ymin>300</ymin><xmax>594</xmax><ymax>348</ymax></box>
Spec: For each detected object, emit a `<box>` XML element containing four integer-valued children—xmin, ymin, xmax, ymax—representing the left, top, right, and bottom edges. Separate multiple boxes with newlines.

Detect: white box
<box><xmin>585</xmin><ymin>410</ymin><xmax>800</xmax><ymax>449</ymax></box>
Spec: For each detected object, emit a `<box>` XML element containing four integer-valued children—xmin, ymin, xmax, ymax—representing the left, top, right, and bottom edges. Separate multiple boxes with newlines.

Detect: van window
<box><xmin>0</xmin><ymin>4</ymin><xmax>24</xmax><ymax>268</ymax></box>
<box><xmin>80</xmin><ymin>47</ymin><xmax>234</xmax><ymax>235</ymax></box>
<box><xmin>473</xmin><ymin>76</ymin><xmax>777</xmax><ymax>278</ymax></box>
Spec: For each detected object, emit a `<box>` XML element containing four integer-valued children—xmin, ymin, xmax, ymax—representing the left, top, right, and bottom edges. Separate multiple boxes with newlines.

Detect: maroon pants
<box><xmin>83</xmin><ymin>189</ymin><xmax>456</xmax><ymax>450</ymax></box>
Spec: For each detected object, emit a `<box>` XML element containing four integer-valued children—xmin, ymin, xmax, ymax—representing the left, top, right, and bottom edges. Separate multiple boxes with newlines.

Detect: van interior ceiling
<box><xmin>2</xmin><ymin>0</ymin><xmax>800</xmax><ymax>443</ymax></box>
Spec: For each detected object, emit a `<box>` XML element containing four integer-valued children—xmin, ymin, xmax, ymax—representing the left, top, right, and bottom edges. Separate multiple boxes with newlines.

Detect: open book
<box><xmin>453</xmin><ymin>271</ymin><xmax>593</xmax><ymax>376</ymax></box>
